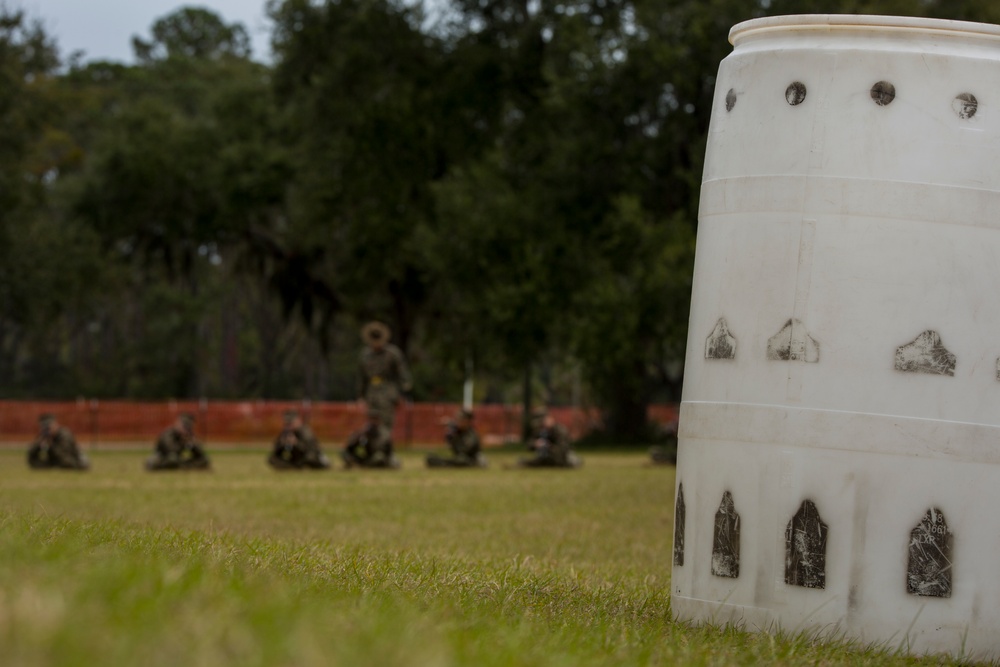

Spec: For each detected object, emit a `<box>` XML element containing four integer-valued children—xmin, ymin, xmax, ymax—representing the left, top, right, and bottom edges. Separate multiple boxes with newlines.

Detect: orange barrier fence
<box><xmin>0</xmin><ymin>400</ymin><xmax>679</xmax><ymax>449</ymax></box>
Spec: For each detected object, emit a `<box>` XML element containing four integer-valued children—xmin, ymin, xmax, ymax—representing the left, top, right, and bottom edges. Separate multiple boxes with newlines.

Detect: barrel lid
<box><xmin>730</xmin><ymin>14</ymin><xmax>1000</xmax><ymax>46</ymax></box>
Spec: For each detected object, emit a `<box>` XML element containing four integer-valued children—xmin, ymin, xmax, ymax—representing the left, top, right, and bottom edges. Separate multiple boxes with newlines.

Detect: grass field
<box><xmin>0</xmin><ymin>450</ymin><xmax>968</xmax><ymax>666</ymax></box>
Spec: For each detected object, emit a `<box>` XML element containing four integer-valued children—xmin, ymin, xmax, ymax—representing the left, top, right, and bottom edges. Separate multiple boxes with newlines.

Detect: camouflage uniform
<box><xmin>27</xmin><ymin>423</ymin><xmax>90</xmax><ymax>470</ymax></box>
<box><xmin>268</xmin><ymin>421</ymin><xmax>331</xmax><ymax>470</ymax></box>
<box><xmin>649</xmin><ymin>420</ymin><xmax>678</xmax><ymax>465</ymax></box>
<box><xmin>342</xmin><ymin>421</ymin><xmax>399</xmax><ymax>469</ymax></box>
<box><xmin>519</xmin><ymin>418</ymin><xmax>581</xmax><ymax>468</ymax></box>
<box><xmin>427</xmin><ymin>417</ymin><xmax>485</xmax><ymax>468</ymax></box>
<box><xmin>146</xmin><ymin>426</ymin><xmax>211</xmax><ymax>471</ymax></box>
<box><xmin>358</xmin><ymin>322</ymin><xmax>412</xmax><ymax>430</ymax></box>
<box><xmin>648</xmin><ymin>446</ymin><xmax>675</xmax><ymax>465</ymax></box>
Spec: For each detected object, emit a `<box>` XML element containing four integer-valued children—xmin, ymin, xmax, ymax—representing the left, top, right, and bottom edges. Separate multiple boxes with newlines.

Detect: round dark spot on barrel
<box><xmin>870</xmin><ymin>81</ymin><xmax>895</xmax><ymax>106</ymax></box>
<box><xmin>953</xmin><ymin>93</ymin><xmax>978</xmax><ymax>119</ymax></box>
<box><xmin>785</xmin><ymin>82</ymin><xmax>806</xmax><ymax>106</ymax></box>
<box><xmin>725</xmin><ymin>88</ymin><xmax>736</xmax><ymax>112</ymax></box>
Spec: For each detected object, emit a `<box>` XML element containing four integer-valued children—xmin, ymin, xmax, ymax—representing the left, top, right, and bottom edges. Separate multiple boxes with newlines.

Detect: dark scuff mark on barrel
<box><xmin>785</xmin><ymin>82</ymin><xmax>806</xmax><ymax>106</ymax></box>
<box><xmin>954</xmin><ymin>93</ymin><xmax>978</xmax><ymax>119</ymax></box>
<box><xmin>674</xmin><ymin>483</ymin><xmax>686</xmax><ymax>566</ymax></box>
<box><xmin>705</xmin><ymin>317</ymin><xmax>736</xmax><ymax>360</ymax></box>
<box><xmin>894</xmin><ymin>330</ymin><xmax>955</xmax><ymax>376</ymax></box>
<box><xmin>767</xmin><ymin>318</ymin><xmax>819</xmax><ymax>362</ymax></box>
<box><xmin>907</xmin><ymin>508</ymin><xmax>952</xmax><ymax>598</ymax></box>
<box><xmin>725</xmin><ymin>88</ymin><xmax>737</xmax><ymax>112</ymax></box>
<box><xmin>871</xmin><ymin>81</ymin><xmax>895</xmax><ymax>106</ymax></box>
<box><xmin>785</xmin><ymin>499</ymin><xmax>828</xmax><ymax>589</ymax></box>
<box><xmin>712</xmin><ymin>491</ymin><xmax>740</xmax><ymax>578</ymax></box>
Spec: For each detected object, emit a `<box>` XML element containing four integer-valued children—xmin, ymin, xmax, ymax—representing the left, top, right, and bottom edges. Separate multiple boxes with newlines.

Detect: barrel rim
<box><xmin>730</xmin><ymin>14</ymin><xmax>1000</xmax><ymax>46</ymax></box>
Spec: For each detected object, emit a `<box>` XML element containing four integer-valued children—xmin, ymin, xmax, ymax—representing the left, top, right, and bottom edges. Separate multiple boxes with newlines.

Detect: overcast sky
<box><xmin>24</xmin><ymin>1</ymin><xmax>273</xmax><ymax>63</ymax></box>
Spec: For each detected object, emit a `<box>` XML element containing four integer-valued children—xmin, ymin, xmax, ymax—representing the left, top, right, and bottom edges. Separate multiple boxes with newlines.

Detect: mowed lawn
<box><xmin>0</xmin><ymin>450</ymin><xmax>961</xmax><ymax>666</ymax></box>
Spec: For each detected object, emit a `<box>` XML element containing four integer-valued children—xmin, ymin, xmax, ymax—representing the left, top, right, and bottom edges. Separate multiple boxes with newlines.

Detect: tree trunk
<box><xmin>602</xmin><ymin>360</ymin><xmax>650</xmax><ymax>441</ymax></box>
<box><xmin>521</xmin><ymin>361</ymin><xmax>533</xmax><ymax>441</ymax></box>
<box><xmin>604</xmin><ymin>394</ymin><xmax>649</xmax><ymax>442</ymax></box>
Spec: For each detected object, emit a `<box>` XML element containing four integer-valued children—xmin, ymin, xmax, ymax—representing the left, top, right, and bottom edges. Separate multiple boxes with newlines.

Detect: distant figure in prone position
<box><xmin>342</xmin><ymin>409</ymin><xmax>399</xmax><ymax>469</ymax></box>
<box><xmin>268</xmin><ymin>410</ymin><xmax>331</xmax><ymax>470</ymax></box>
<box><xmin>145</xmin><ymin>413</ymin><xmax>211</xmax><ymax>471</ymax></box>
<box><xmin>648</xmin><ymin>419</ymin><xmax>678</xmax><ymax>465</ymax></box>
<box><xmin>27</xmin><ymin>413</ymin><xmax>90</xmax><ymax>470</ymax></box>
<box><xmin>426</xmin><ymin>408</ymin><xmax>487</xmax><ymax>468</ymax></box>
<box><xmin>648</xmin><ymin>446</ymin><xmax>675</xmax><ymax>465</ymax></box>
<box><xmin>517</xmin><ymin>409</ymin><xmax>582</xmax><ymax>469</ymax></box>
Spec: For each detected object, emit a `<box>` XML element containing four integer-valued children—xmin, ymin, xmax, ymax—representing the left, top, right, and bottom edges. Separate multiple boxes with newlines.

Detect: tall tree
<box><xmin>132</xmin><ymin>7</ymin><xmax>252</xmax><ymax>63</ymax></box>
<box><xmin>67</xmin><ymin>7</ymin><xmax>295</xmax><ymax>397</ymax></box>
<box><xmin>429</xmin><ymin>0</ymin><xmax>708</xmax><ymax>436</ymax></box>
<box><xmin>268</xmin><ymin>0</ymin><xmax>458</xmax><ymax>354</ymax></box>
<box><xmin>0</xmin><ymin>8</ymin><xmax>93</xmax><ymax>395</ymax></box>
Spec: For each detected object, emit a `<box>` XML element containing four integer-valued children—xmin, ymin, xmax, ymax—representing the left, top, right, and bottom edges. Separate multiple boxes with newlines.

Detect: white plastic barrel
<box><xmin>673</xmin><ymin>15</ymin><xmax>1000</xmax><ymax>658</ymax></box>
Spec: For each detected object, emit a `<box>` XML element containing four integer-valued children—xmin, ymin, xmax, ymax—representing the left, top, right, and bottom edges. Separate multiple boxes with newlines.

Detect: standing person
<box><xmin>27</xmin><ymin>414</ymin><xmax>90</xmax><ymax>470</ymax></box>
<box><xmin>426</xmin><ymin>408</ymin><xmax>487</xmax><ymax>468</ymax></box>
<box><xmin>342</xmin><ymin>408</ymin><xmax>400</xmax><ymax>469</ymax></box>
<box><xmin>357</xmin><ymin>321</ymin><xmax>412</xmax><ymax>431</ymax></box>
<box><xmin>267</xmin><ymin>410</ymin><xmax>331</xmax><ymax>470</ymax></box>
<box><xmin>145</xmin><ymin>413</ymin><xmax>211</xmax><ymax>471</ymax></box>
<box><xmin>517</xmin><ymin>408</ymin><xmax>582</xmax><ymax>468</ymax></box>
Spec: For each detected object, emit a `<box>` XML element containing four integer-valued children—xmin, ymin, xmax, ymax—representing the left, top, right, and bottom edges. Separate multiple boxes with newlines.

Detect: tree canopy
<box><xmin>3</xmin><ymin>0</ymin><xmax>998</xmax><ymax>438</ymax></box>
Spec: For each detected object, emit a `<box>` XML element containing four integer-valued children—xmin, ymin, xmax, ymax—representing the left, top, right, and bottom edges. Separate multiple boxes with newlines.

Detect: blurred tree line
<box><xmin>1</xmin><ymin>0</ymin><xmax>997</xmax><ymax>439</ymax></box>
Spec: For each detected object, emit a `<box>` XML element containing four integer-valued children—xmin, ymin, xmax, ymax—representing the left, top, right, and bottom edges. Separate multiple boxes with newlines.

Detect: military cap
<box><xmin>178</xmin><ymin>413</ymin><xmax>196</xmax><ymax>428</ymax></box>
<box><xmin>283</xmin><ymin>409</ymin><xmax>299</xmax><ymax>423</ymax></box>
<box><xmin>361</xmin><ymin>321</ymin><xmax>391</xmax><ymax>345</ymax></box>
<box><xmin>38</xmin><ymin>413</ymin><xmax>56</xmax><ymax>426</ymax></box>
<box><xmin>455</xmin><ymin>408</ymin><xmax>473</xmax><ymax>421</ymax></box>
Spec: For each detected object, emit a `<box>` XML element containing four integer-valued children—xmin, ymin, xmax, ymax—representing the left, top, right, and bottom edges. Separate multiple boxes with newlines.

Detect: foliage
<box><xmin>571</xmin><ymin>199</ymin><xmax>694</xmax><ymax>438</ymax></box>
<box><xmin>0</xmin><ymin>7</ymin><xmax>58</xmax><ymax>218</ymax></box>
<box><xmin>132</xmin><ymin>6</ymin><xmax>252</xmax><ymax>63</ymax></box>
<box><xmin>0</xmin><ymin>8</ymin><xmax>86</xmax><ymax>396</ymax></box>
<box><xmin>58</xmin><ymin>9</ymin><xmax>301</xmax><ymax>398</ymax></box>
<box><xmin>267</xmin><ymin>0</ymin><xmax>456</xmax><ymax>352</ymax></box>
<box><xmin>6</xmin><ymin>1</ymin><xmax>1000</xmax><ymax>436</ymax></box>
